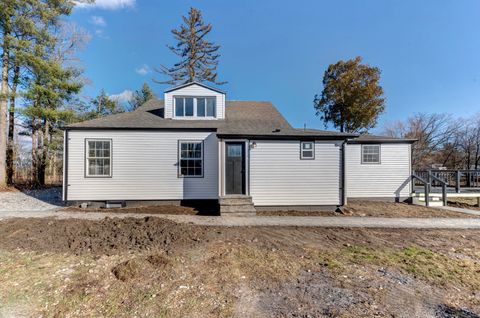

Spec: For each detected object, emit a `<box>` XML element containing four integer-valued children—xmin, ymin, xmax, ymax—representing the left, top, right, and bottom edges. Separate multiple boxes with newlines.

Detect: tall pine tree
<box><xmin>155</xmin><ymin>7</ymin><xmax>225</xmax><ymax>85</ymax></box>
<box><xmin>129</xmin><ymin>83</ymin><xmax>155</xmax><ymax>110</ymax></box>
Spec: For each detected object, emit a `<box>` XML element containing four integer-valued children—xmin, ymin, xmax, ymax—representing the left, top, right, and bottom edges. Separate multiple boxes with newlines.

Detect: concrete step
<box><xmin>219</xmin><ymin>212</ymin><xmax>258</xmax><ymax>217</ymax></box>
<box><xmin>412</xmin><ymin>193</ymin><xmax>443</xmax><ymax>198</ymax></box>
<box><xmin>220</xmin><ymin>204</ymin><xmax>257</xmax><ymax>213</ymax></box>
<box><xmin>414</xmin><ymin>201</ymin><xmax>444</xmax><ymax>207</ymax></box>
<box><xmin>219</xmin><ymin>196</ymin><xmax>253</xmax><ymax>206</ymax></box>
<box><xmin>417</xmin><ymin>197</ymin><xmax>442</xmax><ymax>202</ymax></box>
<box><xmin>219</xmin><ymin>195</ymin><xmax>256</xmax><ymax>215</ymax></box>
<box><xmin>412</xmin><ymin>197</ymin><xmax>444</xmax><ymax>207</ymax></box>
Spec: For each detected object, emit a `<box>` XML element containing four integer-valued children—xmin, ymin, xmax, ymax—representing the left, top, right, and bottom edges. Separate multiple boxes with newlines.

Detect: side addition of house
<box><xmin>63</xmin><ymin>82</ymin><xmax>415</xmax><ymax>213</ymax></box>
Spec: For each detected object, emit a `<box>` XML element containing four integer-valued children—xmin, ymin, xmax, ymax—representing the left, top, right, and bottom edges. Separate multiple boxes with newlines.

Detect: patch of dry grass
<box><xmin>1</xmin><ymin>229</ymin><xmax>480</xmax><ymax>317</ymax></box>
<box><xmin>314</xmin><ymin>245</ymin><xmax>480</xmax><ymax>290</ymax></box>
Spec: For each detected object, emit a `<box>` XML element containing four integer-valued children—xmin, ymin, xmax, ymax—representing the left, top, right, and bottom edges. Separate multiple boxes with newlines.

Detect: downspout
<box><xmin>340</xmin><ymin>139</ymin><xmax>347</xmax><ymax>206</ymax></box>
<box><xmin>63</xmin><ymin>129</ymin><xmax>69</xmax><ymax>202</ymax></box>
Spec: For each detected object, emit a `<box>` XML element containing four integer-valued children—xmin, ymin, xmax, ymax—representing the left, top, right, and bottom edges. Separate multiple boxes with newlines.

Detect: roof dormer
<box><xmin>164</xmin><ymin>81</ymin><xmax>226</xmax><ymax>120</ymax></box>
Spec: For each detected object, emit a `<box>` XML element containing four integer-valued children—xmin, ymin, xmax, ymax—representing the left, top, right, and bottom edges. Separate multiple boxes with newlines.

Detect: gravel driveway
<box><xmin>0</xmin><ymin>187</ymin><xmax>63</xmax><ymax>212</ymax></box>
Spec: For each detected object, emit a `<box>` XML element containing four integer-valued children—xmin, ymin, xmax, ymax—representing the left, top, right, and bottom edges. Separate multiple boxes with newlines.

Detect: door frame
<box><xmin>219</xmin><ymin>139</ymin><xmax>250</xmax><ymax>197</ymax></box>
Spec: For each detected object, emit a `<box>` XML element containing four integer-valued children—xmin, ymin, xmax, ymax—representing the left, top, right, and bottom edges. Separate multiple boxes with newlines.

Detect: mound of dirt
<box><xmin>0</xmin><ymin>217</ymin><xmax>208</xmax><ymax>255</ymax></box>
<box><xmin>112</xmin><ymin>258</ymin><xmax>151</xmax><ymax>281</ymax></box>
<box><xmin>112</xmin><ymin>253</ymin><xmax>171</xmax><ymax>281</ymax></box>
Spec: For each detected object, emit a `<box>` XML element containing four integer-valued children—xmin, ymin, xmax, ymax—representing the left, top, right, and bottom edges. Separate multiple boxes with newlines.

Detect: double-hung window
<box><xmin>362</xmin><ymin>144</ymin><xmax>381</xmax><ymax>164</ymax></box>
<box><xmin>86</xmin><ymin>139</ymin><xmax>112</xmax><ymax>177</ymax></box>
<box><xmin>300</xmin><ymin>141</ymin><xmax>315</xmax><ymax>159</ymax></box>
<box><xmin>179</xmin><ymin>141</ymin><xmax>203</xmax><ymax>177</ymax></box>
<box><xmin>174</xmin><ymin>97</ymin><xmax>216</xmax><ymax>118</ymax></box>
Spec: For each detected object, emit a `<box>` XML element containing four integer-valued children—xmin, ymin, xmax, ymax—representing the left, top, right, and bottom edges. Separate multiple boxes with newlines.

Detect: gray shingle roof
<box><xmin>68</xmin><ymin>99</ymin><xmax>415</xmax><ymax>141</ymax></box>
<box><xmin>163</xmin><ymin>81</ymin><xmax>226</xmax><ymax>94</ymax></box>
<box><xmin>348</xmin><ymin>134</ymin><xmax>417</xmax><ymax>143</ymax></box>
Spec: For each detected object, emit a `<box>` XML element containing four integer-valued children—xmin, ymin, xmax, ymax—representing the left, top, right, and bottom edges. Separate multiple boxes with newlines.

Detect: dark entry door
<box><xmin>225</xmin><ymin>142</ymin><xmax>245</xmax><ymax>195</ymax></box>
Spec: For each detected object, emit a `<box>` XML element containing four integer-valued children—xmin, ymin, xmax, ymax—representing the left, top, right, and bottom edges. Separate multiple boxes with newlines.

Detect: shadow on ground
<box><xmin>437</xmin><ymin>305</ymin><xmax>480</xmax><ymax>318</ymax></box>
<box><xmin>20</xmin><ymin>187</ymin><xmax>63</xmax><ymax>206</ymax></box>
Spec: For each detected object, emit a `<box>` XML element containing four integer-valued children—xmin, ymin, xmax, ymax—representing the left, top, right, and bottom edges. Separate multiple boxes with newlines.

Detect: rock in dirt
<box><xmin>336</xmin><ymin>206</ymin><xmax>356</xmax><ymax>215</ymax></box>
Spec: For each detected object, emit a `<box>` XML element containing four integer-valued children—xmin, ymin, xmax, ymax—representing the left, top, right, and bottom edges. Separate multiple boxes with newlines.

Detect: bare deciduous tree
<box><xmin>384</xmin><ymin>113</ymin><xmax>458</xmax><ymax>170</ymax></box>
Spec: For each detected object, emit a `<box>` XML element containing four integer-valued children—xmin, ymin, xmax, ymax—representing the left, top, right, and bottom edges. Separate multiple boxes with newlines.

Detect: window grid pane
<box><xmin>175</xmin><ymin>98</ymin><xmax>184</xmax><ymax>116</ymax></box>
<box><xmin>197</xmin><ymin>98</ymin><xmax>206</xmax><ymax>117</ymax></box>
<box><xmin>174</xmin><ymin>97</ymin><xmax>216</xmax><ymax>117</ymax></box>
<box><xmin>206</xmin><ymin>98</ymin><xmax>216</xmax><ymax>117</ymax></box>
<box><xmin>86</xmin><ymin>140</ymin><xmax>111</xmax><ymax>176</ymax></box>
<box><xmin>179</xmin><ymin>141</ymin><xmax>203</xmax><ymax>177</ymax></box>
<box><xmin>362</xmin><ymin>145</ymin><xmax>380</xmax><ymax>163</ymax></box>
<box><xmin>301</xmin><ymin>142</ymin><xmax>314</xmax><ymax>159</ymax></box>
<box><xmin>185</xmin><ymin>98</ymin><xmax>194</xmax><ymax>116</ymax></box>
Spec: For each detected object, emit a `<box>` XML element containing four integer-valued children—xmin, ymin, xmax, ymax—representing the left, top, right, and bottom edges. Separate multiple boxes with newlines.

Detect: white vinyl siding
<box><xmin>66</xmin><ymin>130</ymin><xmax>218</xmax><ymax>201</ymax></box>
<box><xmin>249</xmin><ymin>140</ymin><xmax>342</xmax><ymax>206</ymax></box>
<box><xmin>165</xmin><ymin>84</ymin><xmax>225</xmax><ymax>119</ymax></box>
<box><xmin>346</xmin><ymin>143</ymin><xmax>411</xmax><ymax>198</ymax></box>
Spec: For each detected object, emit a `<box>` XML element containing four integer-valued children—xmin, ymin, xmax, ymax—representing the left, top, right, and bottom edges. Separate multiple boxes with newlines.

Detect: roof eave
<box><xmin>347</xmin><ymin>138</ymin><xmax>418</xmax><ymax>144</ymax></box>
<box><xmin>217</xmin><ymin>133</ymin><xmax>357</xmax><ymax>140</ymax></box>
<box><xmin>63</xmin><ymin>126</ymin><xmax>218</xmax><ymax>131</ymax></box>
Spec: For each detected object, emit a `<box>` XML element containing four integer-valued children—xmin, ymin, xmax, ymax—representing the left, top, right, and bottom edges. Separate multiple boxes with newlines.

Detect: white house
<box><xmin>63</xmin><ymin>82</ymin><xmax>415</xmax><ymax>214</ymax></box>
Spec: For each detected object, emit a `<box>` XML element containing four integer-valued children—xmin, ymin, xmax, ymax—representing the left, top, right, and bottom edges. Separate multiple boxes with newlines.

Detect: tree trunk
<box><xmin>0</xmin><ymin>20</ymin><xmax>11</xmax><ymax>186</ymax></box>
<box><xmin>38</xmin><ymin>119</ymin><xmax>49</xmax><ymax>186</ymax></box>
<box><xmin>31</xmin><ymin>120</ymin><xmax>38</xmax><ymax>185</ymax></box>
<box><xmin>6</xmin><ymin>63</ymin><xmax>19</xmax><ymax>185</ymax></box>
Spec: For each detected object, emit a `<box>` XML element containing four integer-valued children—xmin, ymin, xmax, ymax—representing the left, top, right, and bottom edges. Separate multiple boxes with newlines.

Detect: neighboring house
<box><xmin>63</xmin><ymin>82</ymin><xmax>415</xmax><ymax>213</ymax></box>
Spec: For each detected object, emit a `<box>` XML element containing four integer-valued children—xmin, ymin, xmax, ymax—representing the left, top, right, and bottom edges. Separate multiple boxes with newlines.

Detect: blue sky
<box><xmin>70</xmin><ymin>0</ymin><xmax>480</xmax><ymax>132</ymax></box>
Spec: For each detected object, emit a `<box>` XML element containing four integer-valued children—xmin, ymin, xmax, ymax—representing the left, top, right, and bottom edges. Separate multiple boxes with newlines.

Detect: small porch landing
<box><xmin>219</xmin><ymin>195</ymin><xmax>256</xmax><ymax>216</ymax></box>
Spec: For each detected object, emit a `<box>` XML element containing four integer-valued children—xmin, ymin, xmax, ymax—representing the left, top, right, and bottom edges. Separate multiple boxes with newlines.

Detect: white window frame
<box><xmin>178</xmin><ymin>140</ymin><xmax>204</xmax><ymax>178</ymax></box>
<box><xmin>300</xmin><ymin>141</ymin><xmax>315</xmax><ymax>160</ymax></box>
<box><xmin>174</xmin><ymin>96</ymin><xmax>216</xmax><ymax>118</ymax></box>
<box><xmin>85</xmin><ymin>139</ymin><xmax>112</xmax><ymax>178</ymax></box>
<box><xmin>361</xmin><ymin>144</ymin><xmax>381</xmax><ymax>164</ymax></box>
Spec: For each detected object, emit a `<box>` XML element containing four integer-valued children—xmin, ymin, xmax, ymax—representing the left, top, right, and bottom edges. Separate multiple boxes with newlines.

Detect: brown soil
<box><xmin>1</xmin><ymin>218</ymin><xmax>479</xmax><ymax>317</ymax></box>
<box><xmin>0</xmin><ymin>217</ymin><xmax>208</xmax><ymax>255</ymax></box>
<box><xmin>64</xmin><ymin>199</ymin><xmax>477</xmax><ymax>218</ymax></box>
<box><xmin>260</xmin><ymin>200</ymin><xmax>477</xmax><ymax>218</ymax></box>
<box><xmin>0</xmin><ymin>185</ymin><xmax>19</xmax><ymax>192</ymax></box>
<box><xmin>62</xmin><ymin>204</ymin><xmax>206</xmax><ymax>215</ymax></box>
<box><xmin>448</xmin><ymin>197</ymin><xmax>480</xmax><ymax>211</ymax></box>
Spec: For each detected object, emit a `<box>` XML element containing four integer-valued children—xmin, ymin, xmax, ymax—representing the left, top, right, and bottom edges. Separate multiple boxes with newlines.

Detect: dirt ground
<box><xmin>449</xmin><ymin>197</ymin><xmax>480</xmax><ymax>211</ymax></box>
<box><xmin>0</xmin><ymin>217</ymin><xmax>479</xmax><ymax>317</ymax></box>
<box><xmin>64</xmin><ymin>199</ymin><xmax>477</xmax><ymax>218</ymax></box>
<box><xmin>342</xmin><ymin>200</ymin><xmax>478</xmax><ymax>218</ymax></box>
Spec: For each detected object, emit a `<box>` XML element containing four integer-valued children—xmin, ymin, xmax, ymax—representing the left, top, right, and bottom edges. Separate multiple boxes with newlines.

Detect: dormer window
<box><xmin>174</xmin><ymin>97</ymin><xmax>216</xmax><ymax>118</ymax></box>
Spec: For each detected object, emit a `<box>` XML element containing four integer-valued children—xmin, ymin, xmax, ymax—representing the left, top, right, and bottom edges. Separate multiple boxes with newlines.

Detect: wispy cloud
<box><xmin>94</xmin><ymin>29</ymin><xmax>109</xmax><ymax>39</ymax></box>
<box><xmin>109</xmin><ymin>90</ymin><xmax>133</xmax><ymax>103</ymax></box>
<box><xmin>90</xmin><ymin>16</ymin><xmax>106</xmax><ymax>27</ymax></box>
<box><xmin>135</xmin><ymin>64</ymin><xmax>151</xmax><ymax>76</ymax></box>
<box><xmin>75</xmin><ymin>0</ymin><xmax>135</xmax><ymax>10</ymax></box>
